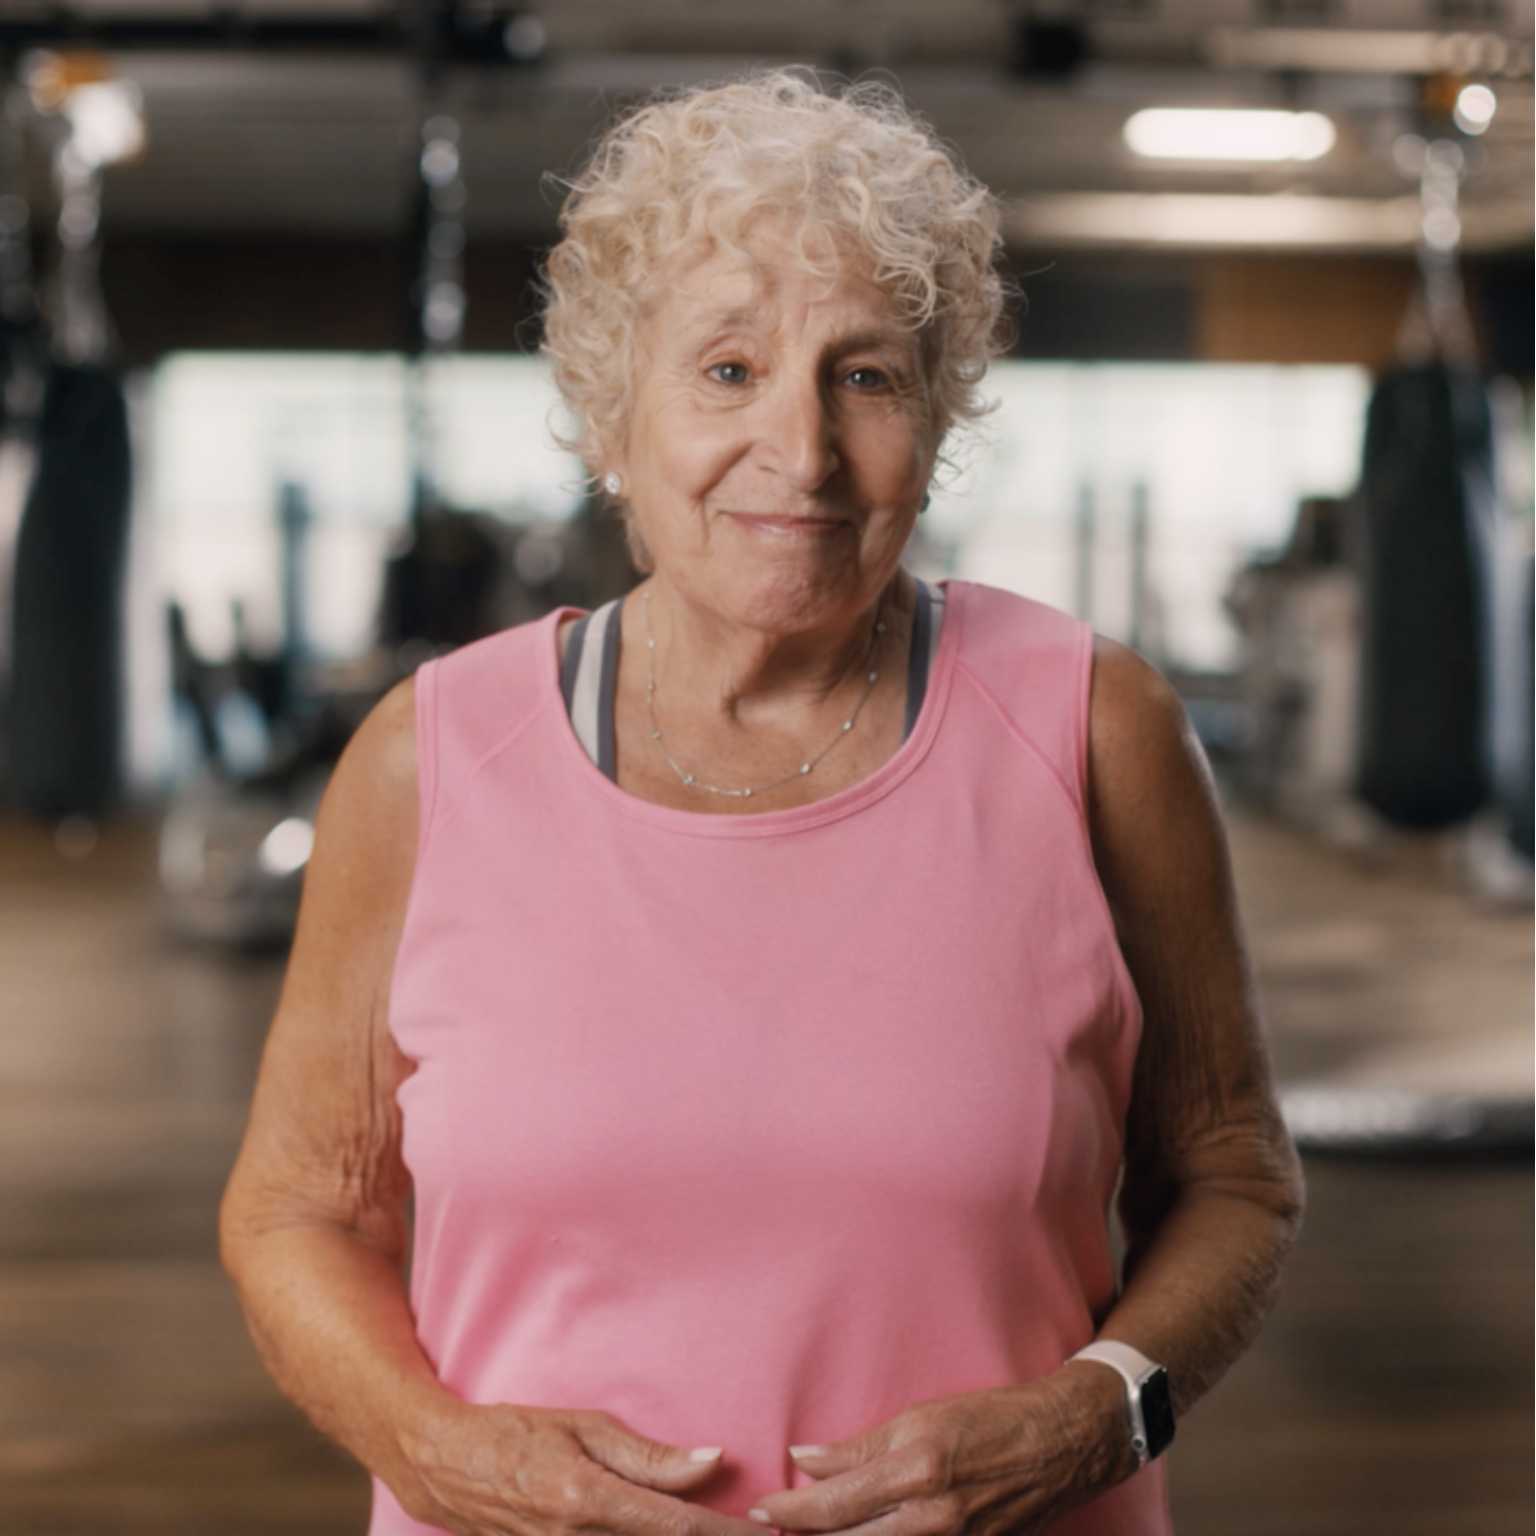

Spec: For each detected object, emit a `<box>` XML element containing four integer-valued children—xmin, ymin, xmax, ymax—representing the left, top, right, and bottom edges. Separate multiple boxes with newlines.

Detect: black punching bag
<box><xmin>7</xmin><ymin>362</ymin><xmax>132</xmax><ymax>818</ymax></box>
<box><xmin>1354</xmin><ymin>361</ymin><xmax>1490</xmax><ymax>828</ymax></box>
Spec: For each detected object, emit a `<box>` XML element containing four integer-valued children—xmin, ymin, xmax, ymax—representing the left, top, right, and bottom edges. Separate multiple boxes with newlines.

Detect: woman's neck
<box><xmin>632</xmin><ymin>568</ymin><xmax>914</xmax><ymax>738</ymax></box>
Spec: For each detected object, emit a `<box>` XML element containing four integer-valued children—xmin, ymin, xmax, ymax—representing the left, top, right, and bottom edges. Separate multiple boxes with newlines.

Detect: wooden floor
<box><xmin>0</xmin><ymin>799</ymin><xmax>1530</xmax><ymax>1535</ymax></box>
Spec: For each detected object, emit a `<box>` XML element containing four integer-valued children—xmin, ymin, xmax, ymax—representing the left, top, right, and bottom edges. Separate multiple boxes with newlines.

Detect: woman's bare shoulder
<box><xmin>1084</xmin><ymin>634</ymin><xmax>1229</xmax><ymax>940</ymax></box>
<box><xmin>1087</xmin><ymin>635</ymin><xmax>1186</xmax><ymax>761</ymax></box>
<box><xmin>299</xmin><ymin>673</ymin><xmax>422</xmax><ymax>894</ymax></box>
<box><xmin>345</xmin><ymin>673</ymin><xmax>419</xmax><ymax>815</ymax></box>
<box><xmin>305</xmin><ymin>672</ymin><xmax>423</xmax><ymax>947</ymax></box>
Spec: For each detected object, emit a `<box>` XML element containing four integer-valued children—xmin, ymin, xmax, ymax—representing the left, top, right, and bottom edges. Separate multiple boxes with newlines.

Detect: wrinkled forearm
<box><xmin>220</xmin><ymin>1219</ymin><xmax>462</xmax><ymax>1516</ymax></box>
<box><xmin>1038</xmin><ymin>1174</ymin><xmax>1302</xmax><ymax>1522</ymax></box>
<box><xmin>1097</xmin><ymin>1176</ymin><xmax>1304</xmax><ymax>1419</ymax></box>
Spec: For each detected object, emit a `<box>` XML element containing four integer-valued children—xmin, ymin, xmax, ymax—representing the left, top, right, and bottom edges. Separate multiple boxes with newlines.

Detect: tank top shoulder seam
<box><xmin>427</xmin><ymin>668</ymin><xmax>551</xmax><ymax>840</ymax></box>
<box><xmin>953</xmin><ymin>635</ymin><xmax>1143</xmax><ymax>1058</ymax></box>
<box><xmin>950</xmin><ymin>652</ymin><xmax>1084</xmax><ymax>820</ymax></box>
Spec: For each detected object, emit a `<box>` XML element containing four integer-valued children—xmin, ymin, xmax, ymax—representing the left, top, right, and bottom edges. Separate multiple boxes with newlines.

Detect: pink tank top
<box><xmin>374</xmin><ymin>577</ymin><xmax>1173</xmax><ymax>1534</ymax></box>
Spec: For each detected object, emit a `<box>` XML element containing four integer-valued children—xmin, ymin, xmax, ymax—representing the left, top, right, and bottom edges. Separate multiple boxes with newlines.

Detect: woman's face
<box><xmin>613</xmin><ymin>222</ymin><xmax>937</xmax><ymax>629</ymax></box>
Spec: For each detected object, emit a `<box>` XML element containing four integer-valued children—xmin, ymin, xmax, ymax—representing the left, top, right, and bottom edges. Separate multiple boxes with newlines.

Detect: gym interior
<box><xmin>0</xmin><ymin>5</ymin><xmax>1530</xmax><ymax>1533</ymax></box>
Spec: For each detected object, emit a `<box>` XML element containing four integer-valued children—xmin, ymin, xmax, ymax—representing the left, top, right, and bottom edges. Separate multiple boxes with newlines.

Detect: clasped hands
<box><xmin>400</xmin><ymin>1362</ymin><xmax>1132</xmax><ymax>1536</ymax></box>
<box><xmin>741</xmin><ymin>1368</ymin><xmax>1130</xmax><ymax>1536</ymax></box>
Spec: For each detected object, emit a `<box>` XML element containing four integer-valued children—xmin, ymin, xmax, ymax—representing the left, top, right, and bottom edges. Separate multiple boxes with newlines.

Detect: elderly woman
<box><xmin>220</xmin><ymin>68</ymin><xmax>1304</xmax><ymax>1536</ymax></box>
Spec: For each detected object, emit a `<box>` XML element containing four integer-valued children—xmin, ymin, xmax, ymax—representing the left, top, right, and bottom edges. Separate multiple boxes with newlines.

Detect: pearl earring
<box><xmin>603</xmin><ymin>471</ymin><xmax>623</xmax><ymax>496</ymax></box>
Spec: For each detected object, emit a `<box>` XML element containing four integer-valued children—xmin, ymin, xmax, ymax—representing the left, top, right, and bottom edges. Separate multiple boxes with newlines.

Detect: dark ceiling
<box><xmin>2</xmin><ymin>1</ymin><xmax>1530</xmax><ymax>252</ymax></box>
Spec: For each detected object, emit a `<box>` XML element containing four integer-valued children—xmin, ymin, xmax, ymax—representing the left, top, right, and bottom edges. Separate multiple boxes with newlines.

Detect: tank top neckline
<box><xmin>539</xmin><ymin>577</ymin><xmax>965</xmax><ymax>839</ymax></box>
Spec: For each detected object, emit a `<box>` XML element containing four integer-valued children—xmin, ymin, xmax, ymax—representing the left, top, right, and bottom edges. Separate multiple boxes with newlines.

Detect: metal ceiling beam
<box><xmin>0</xmin><ymin>12</ymin><xmax>403</xmax><ymax>51</ymax></box>
<box><xmin>0</xmin><ymin>4</ymin><xmax>540</xmax><ymax>63</ymax></box>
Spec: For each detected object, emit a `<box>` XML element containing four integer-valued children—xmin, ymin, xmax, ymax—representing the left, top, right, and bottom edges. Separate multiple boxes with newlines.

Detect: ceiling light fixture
<box><xmin>1453</xmin><ymin>83</ymin><xmax>1498</xmax><ymax>136</ymax></box>
<box><xmin>1124</xmin><ymin>108</ymin><xmax>1337</xmax><ymax>163</ymax></box>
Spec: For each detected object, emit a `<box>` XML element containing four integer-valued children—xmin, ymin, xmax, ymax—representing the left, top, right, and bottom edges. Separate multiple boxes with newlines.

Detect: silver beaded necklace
<box><xmin>640</xmin><ymin>584</ymin><xmax>891</xmax><ymax>800</ymax></box>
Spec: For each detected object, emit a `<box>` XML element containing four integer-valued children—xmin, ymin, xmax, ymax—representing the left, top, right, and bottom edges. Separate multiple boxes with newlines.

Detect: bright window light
<box><xmin>1124</xmin><ymin>109</ymin><xmax>1336</xmax><ymax>162</ymax></box>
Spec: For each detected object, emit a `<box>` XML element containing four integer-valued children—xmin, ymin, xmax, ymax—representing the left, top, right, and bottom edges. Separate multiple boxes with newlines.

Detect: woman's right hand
<box><xmin>398</xmin><ymin>1401</ymin><xmax>770</xmax><ymax>1536</ymax></box>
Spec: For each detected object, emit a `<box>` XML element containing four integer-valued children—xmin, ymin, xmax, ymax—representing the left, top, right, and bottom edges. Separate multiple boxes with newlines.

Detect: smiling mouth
<box><xmin>727</xmin><ymin>513</ymin><xmax>849</xmax><ymax>527</ymax></box>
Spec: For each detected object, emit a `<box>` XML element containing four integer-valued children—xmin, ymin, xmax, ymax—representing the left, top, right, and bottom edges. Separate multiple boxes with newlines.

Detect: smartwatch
<box><xmin>1068</xmin><ymin>1340</ymin><xmax>1176</xmax><ymax>1467</ymax></box>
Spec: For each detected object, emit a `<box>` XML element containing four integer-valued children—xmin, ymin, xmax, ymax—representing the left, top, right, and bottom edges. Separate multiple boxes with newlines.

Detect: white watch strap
<box><xmin>1069</xmin><ymin>1341</ymin><xmax>1161</xmax><ymax>1467</ymax></box>
<box><xmin>1069</xmin><ymin>1340</ymin><xmax>1158</xmax><ymax>1388</ymax></box>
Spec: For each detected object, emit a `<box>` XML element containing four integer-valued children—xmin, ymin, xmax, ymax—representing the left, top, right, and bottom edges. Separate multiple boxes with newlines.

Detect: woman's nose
<box><xmin>763</xmin><ymin>377</ymin><xmax>840</xmax><ymax>493</ymax></box>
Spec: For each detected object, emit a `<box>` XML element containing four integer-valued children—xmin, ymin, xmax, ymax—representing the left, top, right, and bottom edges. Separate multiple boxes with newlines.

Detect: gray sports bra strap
<box><xmin>595</xmin><ymin>598</ymin><xmax>622</xmax><ymax>779</ymax></box>
<box><xmin>558</xmin><ymin>612</ymin><xmax>591</xmax><ymax>709</ymax></box>
<box><xmin>561</xmin><ymin>597</ymin><xmax>623</xmax><ymax>770</ymax></box>
<box><xmin>905</xmin><ymin>577</ymin><xmax>933</xmax><ymax>739</ymax></box>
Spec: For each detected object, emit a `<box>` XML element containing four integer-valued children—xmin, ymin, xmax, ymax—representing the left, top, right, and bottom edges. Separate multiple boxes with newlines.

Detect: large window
<box><xmin>927</xmin><ymin>362</ymin><xmax>1370</xmax><ymax>670</ymax></box>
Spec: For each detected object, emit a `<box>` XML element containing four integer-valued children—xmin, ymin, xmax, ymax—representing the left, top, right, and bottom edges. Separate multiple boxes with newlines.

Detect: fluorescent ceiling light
<box><xmin>1125</xmin><ymin>109</ymin><xmax>1336</xmax><ymax>163</ymax></box>
<box><xmin>1005</xmin><ymin>191</ymin><xmax>1531</xmax><ymax>252</ymax></box>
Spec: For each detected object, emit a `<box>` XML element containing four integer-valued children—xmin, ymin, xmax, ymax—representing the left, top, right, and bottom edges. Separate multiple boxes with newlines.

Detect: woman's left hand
<box><xmin>748</xmin><ymin>1367</ymin><xmax>1133</xmax><ymax>1536</ymax></box>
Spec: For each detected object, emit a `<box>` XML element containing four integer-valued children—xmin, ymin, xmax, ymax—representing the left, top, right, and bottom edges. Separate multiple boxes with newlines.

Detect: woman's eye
<box><xmin>846</xmin><ymin>367</ymin><xmax>891</xmax><ymax>391</ymax></box>
<box><xmin>706</xmin><ymin>361</ymin><xmax>751</xmax><ymax>385</ymax></box>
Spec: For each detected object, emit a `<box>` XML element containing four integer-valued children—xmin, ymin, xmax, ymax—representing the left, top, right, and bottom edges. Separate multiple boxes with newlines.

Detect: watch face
<box><xmin>1140</xmin><ymin>1367</ymin><xmax>1176</xmax><ymax>1459</ymax></box>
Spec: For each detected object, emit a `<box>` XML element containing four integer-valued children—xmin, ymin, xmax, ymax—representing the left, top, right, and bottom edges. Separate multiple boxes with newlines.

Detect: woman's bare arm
<box><xmin>218</xmin><ymin>674</ymin><xmax>459</xmax><ymax>1516</ymax></box>
<box><xmin>1066</xmin><ymin>635</ymin><xmax>1306</xmax><ymax>1423</ymax></box>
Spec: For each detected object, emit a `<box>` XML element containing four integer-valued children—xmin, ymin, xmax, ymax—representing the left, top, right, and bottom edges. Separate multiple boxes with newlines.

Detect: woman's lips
<box><xmin>727</xmin><ymin>513</ymin><xmax>849</xmax><ymax>537</ymax></box>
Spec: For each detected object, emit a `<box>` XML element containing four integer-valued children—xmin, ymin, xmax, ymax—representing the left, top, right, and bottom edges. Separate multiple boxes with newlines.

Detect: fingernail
<box><xmin>789</xmin><ymin>1444</ymin><xmax>825</xmax><ymax>1458</ymax></box>
<box><xmin>689</xmin><ymin>1446</ymin><xmax>723</xmax><ymax>1461</ymax></box>
<box><xmin>749</xmin><ymin>1509</ymin><xmax>772</xmax><ymax>1523</ymax></box>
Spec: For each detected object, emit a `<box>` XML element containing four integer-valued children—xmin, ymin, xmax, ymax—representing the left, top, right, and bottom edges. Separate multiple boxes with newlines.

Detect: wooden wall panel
<box><xmin>1196</xmin><ymin>255</ymin><xmax>1420</xmax><ymax>368</ymax></box>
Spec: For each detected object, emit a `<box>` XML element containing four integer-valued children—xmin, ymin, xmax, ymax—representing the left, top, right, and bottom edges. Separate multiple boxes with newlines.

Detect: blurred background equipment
<box><xmin>3</xmin><ymin>51</ymin><xmax>140</xmax><ymax>819</ymax></box>
<box><xmin>148</xmin><ymin>7</ymin><xmax>608</xmax><ymax>946</ymax></box>
<box><xmin>0</xmin><ymin>4</ymin><xmax>1529</xmax><ymax>1533</ymax></box>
